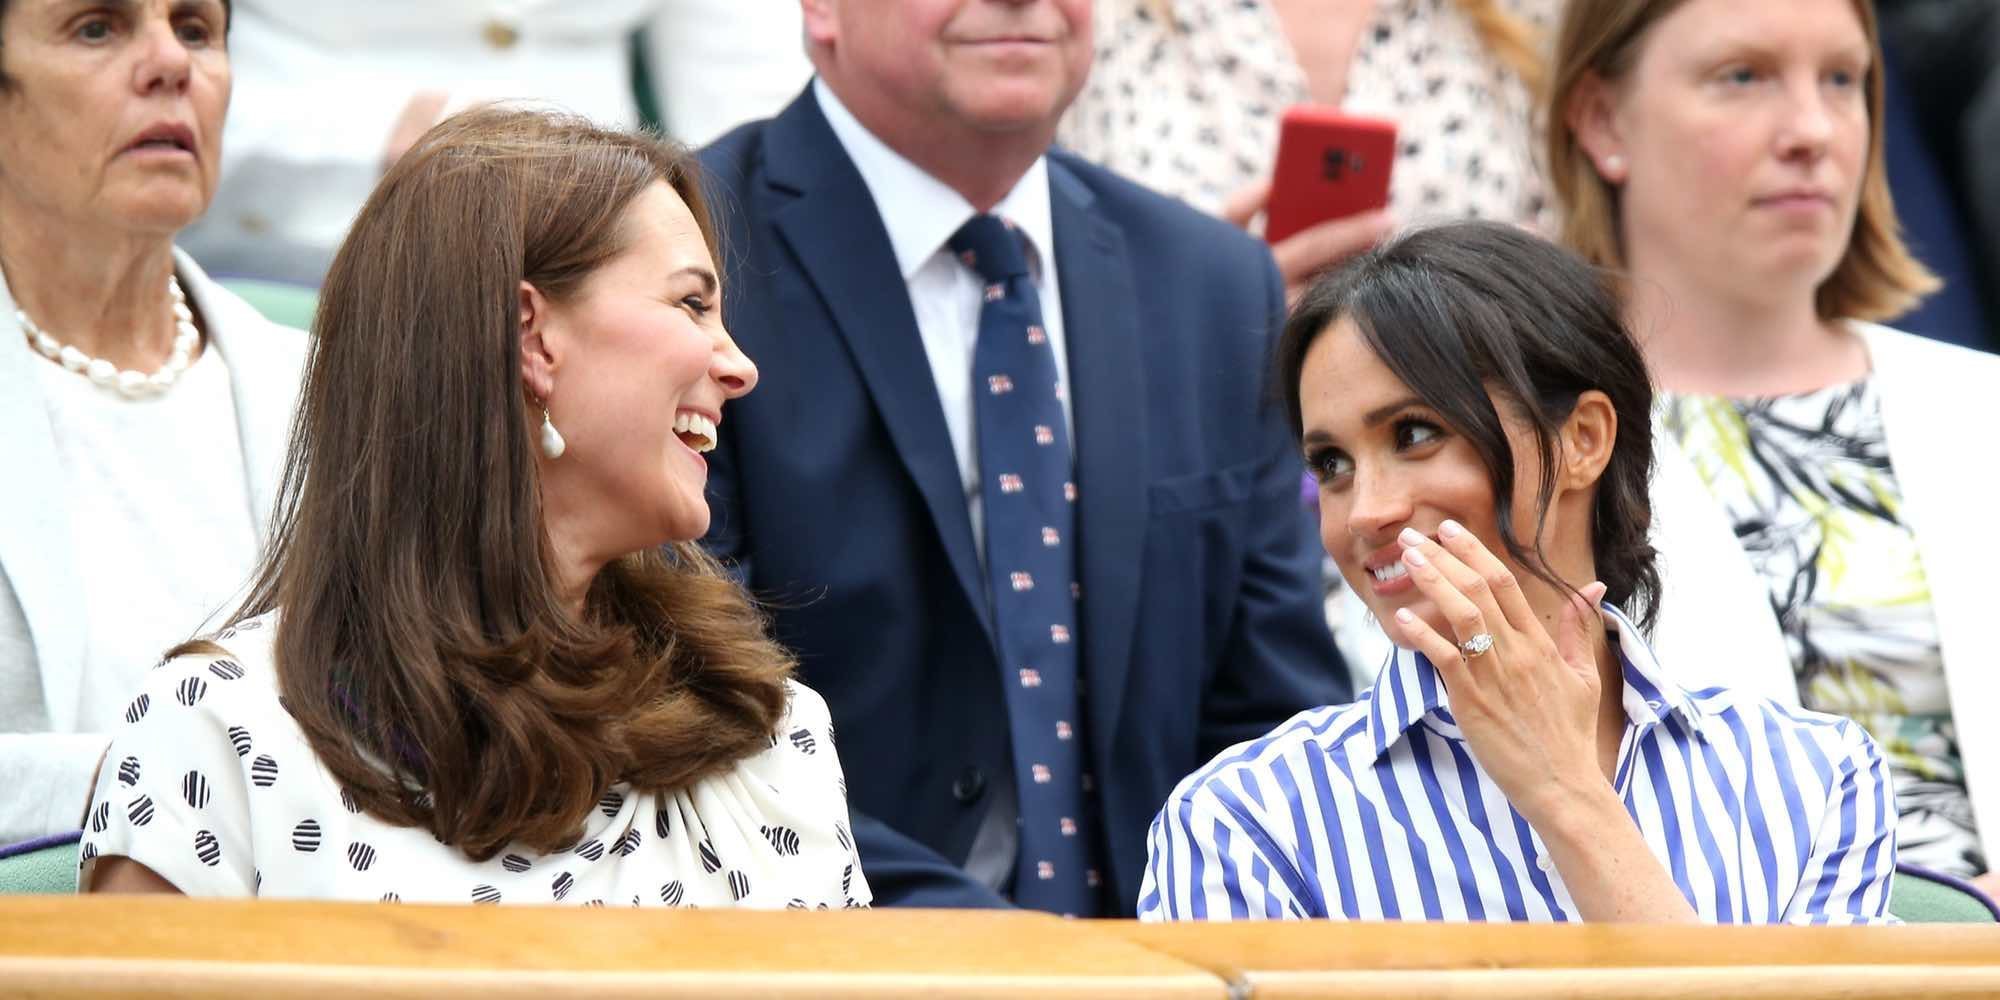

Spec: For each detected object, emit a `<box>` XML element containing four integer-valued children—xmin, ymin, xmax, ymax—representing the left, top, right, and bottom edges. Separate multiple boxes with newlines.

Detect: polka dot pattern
<box><xmin>77</xmin><ymin>617</ymin><xmax>871</xmax><ymax>909</ymax></box>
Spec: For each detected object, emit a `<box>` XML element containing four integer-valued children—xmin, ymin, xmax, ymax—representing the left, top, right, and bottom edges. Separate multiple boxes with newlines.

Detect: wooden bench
<box><xmin>3</xmin><ymin>897</ymin><xmax>1997</xmax><ymax>998</ymax></box>
<box><xmin>1111</xmin><ymin>920</ymin><xmax>2000</xmax><ymax>998</ymax></box>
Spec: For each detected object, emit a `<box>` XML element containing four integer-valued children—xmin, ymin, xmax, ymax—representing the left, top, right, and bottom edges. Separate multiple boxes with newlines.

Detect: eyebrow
<box><xmin>672</xmin><ymin>267</ymin><xmax>718</xmax><ymax>297</ymax></box>
<box><xmin>1301</xmin><ymin>395</ymin><xmax>1429</xmax><ymax>450</ymax></box>
<box><xmin>57</xmin><ymin>0</ymin><xmax>226</xmax><ymax>18</ymax></box>
<box><xmin>1362</xmin><ymin>395</ymin><xmax>1428</xmax><ymax>427</ymax></box>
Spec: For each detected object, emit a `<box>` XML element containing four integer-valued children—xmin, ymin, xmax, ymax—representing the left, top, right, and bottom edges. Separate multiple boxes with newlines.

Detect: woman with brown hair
<box><xmin>75</xmin><ymin>106</ymin><xmax>869</xmax><ymax>908</ymax></box>
<box><xmin>1548</xmin><ymin>0</ymin><xmax>2000</xmax><ymax>895</ymax></box>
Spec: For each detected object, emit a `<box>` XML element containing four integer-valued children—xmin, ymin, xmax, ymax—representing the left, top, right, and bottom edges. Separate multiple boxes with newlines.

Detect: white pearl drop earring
<box><xmin>1603</xmin><ymin>154</ymin><xmax>1626</xmax><ymax>178</ymax></box>
<box><xmin>539</xmin><ymin>405</ymin><xmax>567</xmax><ymax>459</ymax></box>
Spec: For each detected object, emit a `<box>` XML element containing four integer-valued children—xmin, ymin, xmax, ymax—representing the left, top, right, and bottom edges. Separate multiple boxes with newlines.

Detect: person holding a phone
<box><xmin>1141</xmin><ymin>222</ymin><xmax>1897</xmax><ymax>925</ymax></box>
<box><xmin>1548</xmin><ymin>0</ymin><xmax>2000</xmax><ymax>897</ymax></box>
<box><xmin>1059</xmin><ymin>0</ymin><xmax>1557</xmax><ymax>300</ymax></box>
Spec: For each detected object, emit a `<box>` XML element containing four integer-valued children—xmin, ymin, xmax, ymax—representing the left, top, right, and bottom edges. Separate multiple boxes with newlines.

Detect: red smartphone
<box><xmin>1264</xmin><ymin>106</ymin><xmax>1397</xmax><ymax>244</ymax></box>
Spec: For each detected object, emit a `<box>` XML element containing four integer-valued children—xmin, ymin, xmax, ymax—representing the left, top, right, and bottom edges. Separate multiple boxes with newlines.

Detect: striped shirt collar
<box><xmin>1359</xmin><ymin>603</ymin><xmax>1711</xmax><ymax>767</ymax></box>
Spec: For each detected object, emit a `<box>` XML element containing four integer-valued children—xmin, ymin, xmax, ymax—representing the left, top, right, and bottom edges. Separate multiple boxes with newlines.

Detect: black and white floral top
<box><xmin>78</xmin><ymin>612</ymin><xmax>871</xmax><ymax>908</ymax></box>
<box><xmin>1058</xmin><ymin>0</ymin><xmax>1558</xmax><ymax>231</ymax></box>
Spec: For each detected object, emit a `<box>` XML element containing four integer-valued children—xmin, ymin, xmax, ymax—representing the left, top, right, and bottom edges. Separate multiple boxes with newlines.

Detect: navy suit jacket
<box><xmin>697</xmin><ymin>87</ymin><xmax>1350</xmax><ymax>915</ymax></box>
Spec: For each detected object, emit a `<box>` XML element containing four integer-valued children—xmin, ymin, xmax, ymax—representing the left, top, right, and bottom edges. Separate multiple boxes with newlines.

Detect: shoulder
<box><xmin>128</xmin><ymin>613</ymin><xmax>286</xmax><ymax>730</ymax></box>
<box><xmin>1048</xmin><ymin>148</ymin><xmax>1273</xmax><ymax>272</ymax></box>
<box><xmin>697</xmin><ymin>116</ymin><xmax>774</xmax><ymax>193</ymax></box>
<box><xmin>1161</xmin><ymin>700</ymin><xmax>1374</xmax><ymax>827</ymax></box>
<box><xmin>1856</xmin><ymin>320</ymin><xmax>2000</xmax><ymax>385</ymax></box>
<box><xmin>1684</xmin><ymin>685</ymin><xmax>1885</xmax><ymax>781</ymax></box>
<box><xmin>779</xmin><ymin>678</ymin><xmax>833</xmax><ymax>734</ymax></box>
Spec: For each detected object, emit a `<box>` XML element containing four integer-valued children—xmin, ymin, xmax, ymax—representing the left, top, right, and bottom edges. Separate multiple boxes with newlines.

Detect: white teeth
<box><xmin>1371</xmin><ymin>562</ymin><xmax>1409</xmax><ymax>583</ymax></box>
<box><xmin>672</xmin><ymin>411</ymin><xmax>718</xmax><ymax>453</ymax></box>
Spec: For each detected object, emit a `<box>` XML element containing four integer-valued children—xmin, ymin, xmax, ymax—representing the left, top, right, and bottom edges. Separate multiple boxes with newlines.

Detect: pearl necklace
<box><xmin>18</xmin><ymin>275</ymin><xmax>199</xmax><ymax>398</ymax></box>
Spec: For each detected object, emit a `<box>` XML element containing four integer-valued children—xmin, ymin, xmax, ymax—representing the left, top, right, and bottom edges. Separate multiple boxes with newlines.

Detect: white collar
<box><xmin>813</xmin><ymin>77</ymin><xmax>1055</xmax><ymax>283</ymax></box>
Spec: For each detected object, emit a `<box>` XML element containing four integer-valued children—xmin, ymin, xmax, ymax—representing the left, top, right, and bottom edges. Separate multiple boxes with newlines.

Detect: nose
<box><xmin>1342</xmin><ymin>461</ymin><xmax>1414</xmax><ymax>544</ymax></box>
<box><xmin>132</xmin><ymin>15</ymin><xmax>193</xmax><ymax>96</ymax></box>
<box><xmin>712</xmin><ymin>326</ymin><xmax>759</xmax><ymax>399</ymax></box>
<box><xmin>1774</xmin><ymin>74</ymin><xmax>1836</xmax><ymax>163</ymax></box>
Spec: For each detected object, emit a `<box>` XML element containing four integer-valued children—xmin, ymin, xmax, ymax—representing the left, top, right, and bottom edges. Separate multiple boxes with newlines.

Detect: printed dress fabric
<box><xmin>1058</xmin><ymin>0</ymin><xmax>1559</xmax><ymax>231</ymax></box>
<box><xmin>77</xmin><ymin>613</ymin><xmax>872</xmax><ymax>908</ymax></box>
<box><xmin>1661</xmin><ymin>379</ymin><xmax>1985</xmax><ymax>878</ymax></box>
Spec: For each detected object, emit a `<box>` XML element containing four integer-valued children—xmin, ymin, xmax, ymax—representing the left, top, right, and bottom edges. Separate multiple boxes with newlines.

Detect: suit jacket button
<box><xmin>482</xmin><ymin>19</ymin><xmax>521</xmax><ymax>49</ymax></box>
<box><xmin>952</xmin><ymin>767</ymin><xmax>987</xmax><ymax>804</ymax></box>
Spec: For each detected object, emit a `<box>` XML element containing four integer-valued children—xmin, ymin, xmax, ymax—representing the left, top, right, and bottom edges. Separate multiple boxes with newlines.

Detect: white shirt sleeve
<box><xmin>642</xmin><ymin>0</ymin><xmax>811</xmax><ymax>145</ymax></box>
<box><xmin>0</xmin><ymin>732</ymin><xmax>109</xmax><ymax>845</ymax></box>
<box><xmin>78</xmin><ymin>651</ymin><xmax>259</xmax><ymax>896</ymax></box>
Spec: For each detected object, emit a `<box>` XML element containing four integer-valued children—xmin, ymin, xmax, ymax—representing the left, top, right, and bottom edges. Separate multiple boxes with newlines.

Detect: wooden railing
<box><xmin>0</xmin><ymin>897</ymin><xmax>1995</xmax><ymax>997</ymax></box>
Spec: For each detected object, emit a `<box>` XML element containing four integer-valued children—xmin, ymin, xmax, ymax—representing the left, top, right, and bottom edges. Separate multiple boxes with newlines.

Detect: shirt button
<box><xmin>481</xmin><ymin>19</ymin><xmax>520</xmax><ymax>49</ymax></box>
<box><xmin>951</xmin><ymin>766</ymin><xmax>987</xmax><ymax>805</ymax></box>
<box><xmin>1536</xmin><ymin>855</ymin><xmax>1553</xmax><ymax>873</ymax></box>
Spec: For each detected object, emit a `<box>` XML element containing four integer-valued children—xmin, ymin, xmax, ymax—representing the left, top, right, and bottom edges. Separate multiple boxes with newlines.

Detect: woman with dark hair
<box><xmin>1140</xmin><ymin>221</ymin><xmax>1895</xmax><ymax>924</ymax></box>
<box><xmin>74</xmin><ymin>107</ymin><xmax>869</xmax><ymax>908</ymax></box>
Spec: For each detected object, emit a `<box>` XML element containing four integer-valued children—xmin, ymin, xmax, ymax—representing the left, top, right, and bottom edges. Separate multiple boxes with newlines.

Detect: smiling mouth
<box><xmin>673</xmin><ymin>411</ymin><xmax>717</xmax><ymax>453</ymax></box>
<box><xmin>1370</xmin><ymin>561</ymin><xmax>1410</xmax><ymax>585</ymax></box>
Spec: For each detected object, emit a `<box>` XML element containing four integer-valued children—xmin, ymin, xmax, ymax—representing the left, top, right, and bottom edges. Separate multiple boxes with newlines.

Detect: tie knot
<box><xmin>948</xmin><ymin>214</ymin><xmax>1030</xmax><ymax>283</ymax></box>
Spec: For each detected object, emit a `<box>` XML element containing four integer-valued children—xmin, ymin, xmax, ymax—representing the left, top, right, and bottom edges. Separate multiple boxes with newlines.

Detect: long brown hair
<box><xmin>198</xmin><ymin>107</ymin><xmax>793</xmax><ymax>860</ymax></box>
<box><xmin>1545</xmin><ymin>0</ymin><xmax>1937</xmax><ymax>322</ymax></box>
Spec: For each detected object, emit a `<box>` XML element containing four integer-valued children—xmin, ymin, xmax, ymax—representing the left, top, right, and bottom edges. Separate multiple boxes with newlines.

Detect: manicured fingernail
<box><xmin>1439</xmin><ymin>520</ymin><xmax>1463</xmax><ymax>540</ymax></box>
<box><xmin>1398</xmin><ymin>527</ymin><xmax>1427</xmax><ymax>548</ymax></box>
<box><xmin>1395</xmin><ymin>608</ymin><xmax>1415</xmax><ymax>624</ymax></box>
<box><xmin>1402</xmin><ymin>546</ymin><xmax>1427</xmax><ymax>568</ymax></box>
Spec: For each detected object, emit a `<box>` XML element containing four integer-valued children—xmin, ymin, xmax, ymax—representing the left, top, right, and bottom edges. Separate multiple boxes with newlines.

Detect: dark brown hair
<box><xmin>1544</xmin><ymin>0</ymin><xmax>1937</xmax><ymax>321</ymax></box>
<box><xmin>190</xmin><ymin>107</ymin><xmax>793</xmax><ymax>860</ymax></box>
<box><xmin>1277</xmin><ymin>221</ymin><xmax>1661</xmax><ymax>631</ymax></box>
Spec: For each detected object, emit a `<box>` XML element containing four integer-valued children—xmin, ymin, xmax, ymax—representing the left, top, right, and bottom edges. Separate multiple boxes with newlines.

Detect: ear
<box><xmin>800</xmin><ymin>0</ymin><xmax>839</xmax><ymax>51</ymax></box>
<box><xmin>1558</xmin><ymin>390</ymin><xmax>1617</xmax><ymax>494</ymax></box>
<box><xmin>518</xmin><ymin>280</ymin><xmax>559</xmax><ymax>402</ymax></box>
<box><xmin>1566</xmin><ymin>71</ymin><xmax>1630</xmax><ymax>185</ymax></box>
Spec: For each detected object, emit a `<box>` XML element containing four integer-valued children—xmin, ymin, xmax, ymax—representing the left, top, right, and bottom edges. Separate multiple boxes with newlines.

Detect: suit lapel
<box><xmin>762</xmin><ymin>93</ymin><xmax>993</xmax><ymax>642</ymax></box>
<box><xmin>1048</xmin><ymin>162</ymin><xmax>1148</xmax><ymax>767</ymax></box>
<box><xmin>0</xmin><ymin>276</ymin><xmax>88</xmax><ymax>730</ymax></box>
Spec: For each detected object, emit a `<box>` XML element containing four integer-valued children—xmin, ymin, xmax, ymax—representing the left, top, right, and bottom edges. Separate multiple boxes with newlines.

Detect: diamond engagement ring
<box><xmin>1460</xmin><ymin>633</ymin><xmax>1495</xmax><ymax>658</ymax></box>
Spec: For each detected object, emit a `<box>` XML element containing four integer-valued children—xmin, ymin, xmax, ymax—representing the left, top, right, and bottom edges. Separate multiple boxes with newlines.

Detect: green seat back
<box><xmin>218</xmin><ymin>277</ymin><xmax>318</xmax><ymax>331</ymax></box>
<box><xmin>1889</xmin><ymin>864</ymin><xmax>1999</xmax><ymax>923</ymax></box>
<box><xmin>0</xmin><ymin>839</ymin><xmax>79</xmax><ymax>895</ymax></box>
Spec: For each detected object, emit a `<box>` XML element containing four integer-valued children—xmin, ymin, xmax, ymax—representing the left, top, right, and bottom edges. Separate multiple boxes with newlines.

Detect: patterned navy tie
<box><xmin>949</xmin><ymin>213</ymin><xmax>1101</xmax><ymax>916</ymax></box>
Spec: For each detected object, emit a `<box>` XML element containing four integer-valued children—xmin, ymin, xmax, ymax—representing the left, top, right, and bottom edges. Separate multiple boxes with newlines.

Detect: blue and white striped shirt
<box><xmin>1139</xmin><ymin>605</ymin><xmax>1897</xmax><ymax>924</ymax></box>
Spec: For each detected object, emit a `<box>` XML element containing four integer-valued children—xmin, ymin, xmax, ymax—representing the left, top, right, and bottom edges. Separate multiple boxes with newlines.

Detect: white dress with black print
<box><xmin>78</xmin><ymin>613</ymin><xmax>871</xmax><ymax>909</ymax></box>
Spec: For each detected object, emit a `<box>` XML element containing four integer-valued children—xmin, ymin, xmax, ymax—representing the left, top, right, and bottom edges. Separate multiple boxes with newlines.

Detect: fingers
<box><xmin>1271</xmin><ymin>210</ymin><xmax>1393</xmax><ymax>290</ymax></box>
<box><xmin>1556</xmin><ymin>581</ymin><xmax>1611</xmax><ymax>679</ymax></box>
<box><xmin>1219</xmin><ymin>178</ymin><xmax>1273</xmax><ymax>229</ymax></box>
<box><xmin>1392</xmin><ymin>605</ymin><xmax>1475</xmax><ymax>693</ymax></box>
<box><xmin>1395</xmin><ymin>527</ymin><xmax>1494</xmax><ymax>650</ymax></box>
<box><xmin>1434</xmin><ymin>519</ymin><xmax>1538</xmax><ymax>635</ymax></box>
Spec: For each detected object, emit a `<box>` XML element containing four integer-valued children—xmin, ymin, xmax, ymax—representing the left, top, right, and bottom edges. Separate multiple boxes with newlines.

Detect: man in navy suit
<box><xmin>697</xmin><ymin>0</ymin><xmax>1348</xmax><ymax>914</ymax></box>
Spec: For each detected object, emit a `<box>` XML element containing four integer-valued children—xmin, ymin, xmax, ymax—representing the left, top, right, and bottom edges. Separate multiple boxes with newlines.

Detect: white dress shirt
<box><xmin>815</xmin><ymin>79</ymin><xmax>1071</xmax><ymax>562</ymax></box>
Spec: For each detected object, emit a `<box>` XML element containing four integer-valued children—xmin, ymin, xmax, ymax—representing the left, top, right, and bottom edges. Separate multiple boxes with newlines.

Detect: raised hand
<box><xmin>1387</xmin><ymin>520</ymin><xmax>1609</xmax><ymax>817</ymax></box>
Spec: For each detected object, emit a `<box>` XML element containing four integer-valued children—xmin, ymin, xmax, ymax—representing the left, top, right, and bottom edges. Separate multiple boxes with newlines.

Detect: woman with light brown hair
<box><xmin>1548</xmin><ymin>0</ymin><xmax>2000</xmax><ymax>895</ymax></box>
<box><xmin>74</xmin><ymin>106</ymin><xmax>870</xmax><ymax>908</ymax></box>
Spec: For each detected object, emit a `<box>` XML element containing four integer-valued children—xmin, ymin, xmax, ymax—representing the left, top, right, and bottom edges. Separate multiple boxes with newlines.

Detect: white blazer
<box><xmin>1649</xmin><ymin>321</ymin><xmax>2000</xmax><ymax>869</ymax></box>
<box><xmin>180</xmin><ymin>0</ymin><xmax>810</xmax><ymax>285</ymax></box>
<box><xmin>0</xmin><ymin>250</ymin><xmax>307</xmax><ymax>842</ymax></box>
